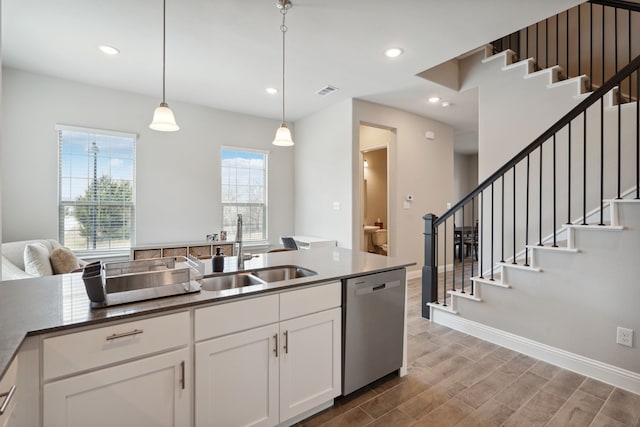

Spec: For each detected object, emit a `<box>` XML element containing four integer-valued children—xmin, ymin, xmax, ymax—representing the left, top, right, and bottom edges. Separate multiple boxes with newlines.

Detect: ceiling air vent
<box><xmin>315</xmin><ymin>85</ymin><xmax>339</xmax><ymax>96</ymax></box>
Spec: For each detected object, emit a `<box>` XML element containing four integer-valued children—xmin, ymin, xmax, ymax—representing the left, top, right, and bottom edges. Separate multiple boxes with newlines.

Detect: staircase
<box><xmin>422</xmin><ymin>1</ymin><xmax>640</xmax><ymax>395</ymax></box>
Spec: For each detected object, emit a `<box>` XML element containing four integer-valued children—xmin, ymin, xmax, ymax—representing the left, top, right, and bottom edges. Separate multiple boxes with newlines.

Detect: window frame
<box><xmin>220</xmin><ymin>146</ymin><xmax>269</xmax><ymax>244</ymax></box>
<box><xmin>56</xmin><ymin>124</ymin><xmax>137</xmax><ymax>257</ymax></box>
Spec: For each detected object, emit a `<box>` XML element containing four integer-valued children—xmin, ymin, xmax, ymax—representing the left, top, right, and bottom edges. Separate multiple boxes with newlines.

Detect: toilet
<box><xmin>372</xmin><ymin>229</ymin><xmax>388</xmax><ymax>255</ymax></box>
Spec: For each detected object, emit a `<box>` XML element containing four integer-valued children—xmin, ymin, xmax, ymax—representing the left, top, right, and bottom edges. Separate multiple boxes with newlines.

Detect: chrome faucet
<box><xmin>236</xmin><ymin>214</ymin><xmax>244</xmax><ymax>269</ymax></box>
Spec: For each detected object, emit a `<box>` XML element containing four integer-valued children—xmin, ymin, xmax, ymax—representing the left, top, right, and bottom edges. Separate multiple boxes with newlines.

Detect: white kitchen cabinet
<box><xmin>0</xmin><ymin>356</ymin><xmax>17</xmax><ymax>427</ymax></box>
<box><xmin>42</xmin><ymin>311</ymin><xmax>191</xmax><ymax>427</ymax></box>
<box><xmin>195</xmin><ymin>324</ymin><xmax>280</xmax><ymax>427</ymax></box>
<box><xmin>194</xmin><ymin>282</ymin><xmax>342</xmax><ymax>427</ymax></box>
<box><xmin>44</xmin><ymin>348</ymin><xmax>190</xmax><ymax>427</ymax></box>
<box><xmin>279</xmin><ymin>308</ymin><xmax>341</xmax><ymax>422</ymax></box>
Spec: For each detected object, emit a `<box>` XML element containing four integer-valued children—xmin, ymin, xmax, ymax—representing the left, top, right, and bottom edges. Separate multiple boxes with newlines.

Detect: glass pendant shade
<box><xmin>149</xmin><ymin>102</ymin><xmax>180</xmax><ymax>132</ymax></box>
<box><xmin>272</xmin><ymin>124</ymin><xmax>294</xmax><ymax>146</ymax></box>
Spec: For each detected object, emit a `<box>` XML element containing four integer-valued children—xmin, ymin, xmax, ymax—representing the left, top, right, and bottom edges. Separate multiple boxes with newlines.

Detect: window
<box><xmin>57</xmin><ymin>125</ymin><xmax>136</xmax><ymax>255</ymax></box>
<box><xmin>221</xmin><ymin>148</ymin><xmax>268</xmax><ymax>242</ymax></box>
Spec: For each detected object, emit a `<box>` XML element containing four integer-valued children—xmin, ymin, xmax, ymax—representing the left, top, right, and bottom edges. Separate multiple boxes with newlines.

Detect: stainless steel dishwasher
<box><xmin>342</xmin><ymin>268</ymin><xmax>406</xmax><ymax>395</ymax></box>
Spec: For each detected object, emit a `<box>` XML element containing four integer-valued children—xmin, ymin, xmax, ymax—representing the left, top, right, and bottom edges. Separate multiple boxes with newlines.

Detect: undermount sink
<box><xmin>251</xmin><ymin>266</ymin><xmax>317</xmax><ymax>282</ymax></box>
<box><xmin>200</xmin><ymin>266</ymin><xmax>317</xmax><ymax>292</ymax></box>
<box><xmin>200</xmin><ymin>273</ymin><xmax>266</xmax><ymax>291</ymax></box>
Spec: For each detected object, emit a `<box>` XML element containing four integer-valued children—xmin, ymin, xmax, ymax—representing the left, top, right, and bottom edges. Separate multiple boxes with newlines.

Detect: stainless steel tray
<box><xmin>86</xmin><ymin>257</ymin><xmax>202</xmax><ymax>309</ymax></box>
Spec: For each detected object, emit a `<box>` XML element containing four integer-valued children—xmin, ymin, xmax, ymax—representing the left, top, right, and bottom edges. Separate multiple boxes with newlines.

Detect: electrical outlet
<box><xmin>616</xmin><ymin>327</ymin><xmax>633</xmax><ymax>347</ymax></box>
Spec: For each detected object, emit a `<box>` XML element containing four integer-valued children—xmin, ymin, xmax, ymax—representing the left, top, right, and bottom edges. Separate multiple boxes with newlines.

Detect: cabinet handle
<box><xmin>273</xmin><ymin>333</ymin><xmax>279</xmax><ymax>358</ymax></box>
<box><xmin>180</xmin><ymin>360</ymin><xmax>185</xmax><ymax>390</ymax></box>
<box><xmin>284</xmin><ymin>330</ymin><xmax>289</xmax><ymax>354</ymax></box>
<box><xmin>0</xmin><ymin>385</ymin><xmax>16</xmax><ymax>415</ymax></box>
<box><xmin>105</xmin><ymin>328</ymin><xmax>144</xmax><ymax>341</ymax></box>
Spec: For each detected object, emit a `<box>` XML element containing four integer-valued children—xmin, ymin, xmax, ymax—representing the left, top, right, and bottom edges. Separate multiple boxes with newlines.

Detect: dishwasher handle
<box><xmin>354</xmin><ymin>280</ymin><xmax>401</xmax><ymax>296</ymax></box>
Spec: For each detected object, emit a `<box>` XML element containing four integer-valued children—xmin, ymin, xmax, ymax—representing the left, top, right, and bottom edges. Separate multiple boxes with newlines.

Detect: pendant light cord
<box><xmin>280</xmin><ymin>5</ymin><xmax>288</xmax><ymax>125</ymax></box>
<box><xmin>162</xmin><ymin>0</ymin><xmax>167</xmax><ymax>104</ymax></box>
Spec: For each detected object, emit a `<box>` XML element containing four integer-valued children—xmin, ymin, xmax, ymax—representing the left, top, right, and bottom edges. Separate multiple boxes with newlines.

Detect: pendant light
<box><xmin>150</xmin><ymin>0</ymin><xmax>179</xmax><ymax>132</ymax></box>
<box><xmin>272</xmin><ymin>0</ymin><xmax>294</xmax><ymax>146</ymax></box>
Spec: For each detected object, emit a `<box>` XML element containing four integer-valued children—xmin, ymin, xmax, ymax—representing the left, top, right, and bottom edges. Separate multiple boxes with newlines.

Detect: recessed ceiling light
<box><xmin>98</xmin><ymin>45</ymin><xmax>120</xmax><ymax>56</ymax></box>
<box><xmin>265</xmin><ymin>87</ymin><xmax>278</xmax><ymax>95</ymax></box>
<box><xmin>384</xmin><ymin>47</ymin><xmax>403</xmax><ymax>58</ymax></box>
<box><xmin>441</xmin><ymin>101</ymin><xmax>451</xmax><ymax>107</ymax></box>
<box><xmin>427</xmin><ymin>96</ymin><xmax>441</xmax><ymax>104</ymax></box>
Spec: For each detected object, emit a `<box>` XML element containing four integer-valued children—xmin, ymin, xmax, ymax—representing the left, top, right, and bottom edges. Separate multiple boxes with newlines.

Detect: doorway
<box><xmin>360</xmin><ymin>125</ymin><xmax>392</xmax><ymax>256</ymax></box>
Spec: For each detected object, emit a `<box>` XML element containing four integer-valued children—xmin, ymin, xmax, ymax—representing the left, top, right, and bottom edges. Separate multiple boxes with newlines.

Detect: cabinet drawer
<box><xmin>280</xmin><ymin>281</ymin><xmax>341</xmax><ymax>321</ymax></box>
<box><xmin>44</xmin><ymin>311</ymin><xmax>189</xmax><ymax>380</ymax></box>
<box><xmin>195</xmin><ymin>294</ymin><xmax>279</xmax><ymax>341</ymax></box>
<box><xmin>0</xmin><ymin>356</ymin><xmax>18</xmax><ymax>425</ymax></box>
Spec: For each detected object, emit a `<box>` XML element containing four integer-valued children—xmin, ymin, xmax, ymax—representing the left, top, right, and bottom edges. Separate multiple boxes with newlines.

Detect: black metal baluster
<box><xmin>546</xmin><ymin>18</ymin><xmax>549</xmax><ymax>68</ymax></box>
<box><xmin>578</xmin><ymin>4</ymin><xmax>582</xmax><ymax>79</ymax></box>
<box><xmin>512</xmin><ymin>165</ymin><xmax>517</xmax><ymax>263</ymax></box>
<box><xmin>480</xmin><ymin>192</ymin><xmax>485</xmax><ymax>278</ymax></box>
<box><xmin>602</xmin><ymin>4</ymin><xmax>606</xmax><ymax>86</ymax></box>
<box><xmin>471</xmin><ymin>197</ymin><xmax>476</xmax><ymax>295</ymax></box>
<box><xmin>583</xmin><ymin>110</ymin><xmax>588</xmax><ymax>224</ymax></box>
<box><xmin>590</xmin><ymin>3</ymin><xmax>594</xmax><ymax>89</ymax></box>
<box><xmin>637</xmin><ymin>68</ymin><xmax>639</xmax><ymax>199</ymax></box>
<box><xmin>452</xmin><ymin>219</ymin><xmax>456</xmax><ymax>292</ymax></box>
<box><xmin>536</xmin><ymin>22</ymin><xmax>540</xmax><ymax>70</ymax></box>
<box><xmin>539</xmin><ymin>144</ymin><xmax>543</xmax><ymax>245</ymax></box>
<box><xmin>600</xmin><ymin>98</ymin><xmax>605</xmax><ymax>225</ymax></box>
<box><xmin>461</xmin><ymin>205</ymin><xmax>465</xmax><ymax>294</ymax></box>
<box><xmin>525</xmin><ymin>154</ymin><xmax>531</xmax><ymax>266</ymax></box>
<box><xmin>501</xmin><ymin>175</ymin><xmax>505</xmax><ymax>263</ymax></box>
<box><xmin>566</xmin><ymin>10</ymin><xmax>569</xmax><ymax>77</ymax></box>
<box><xmin>618</xmin><ymin>73</ymin><xmax>622</xmax><ymax>200</ymax></box>
<box><xmin>526</xmin><ymin>26</ymin><xmax>529</xmax><ymax>59</ymax></box>
<box><xmin>615</xmin><ymin>7</ymin><xmax>619</xmax><ymax>77</ymax></box>
<box><xmin>556</xmin><ymin>14</ymin><xmax>560</xmax><ymax>70</ymax></box>
<box><xmin>491</xmin><ymin>182</ymin><xmax>495</xmax><ymax>281</ymax></box>
<box><xmin>568</xmin><ymin>122</ymin><xmax>572</xmax><ymax>224</ymax></box>
<box><xmin>553</xmin><ymin>133</ymin><xmax>558</xmax><ymax>247</ymax></box>
<box><xmin>443</xmin><ymin>220</ymin><xmax>447</xmax><ymax>306</ymax></box>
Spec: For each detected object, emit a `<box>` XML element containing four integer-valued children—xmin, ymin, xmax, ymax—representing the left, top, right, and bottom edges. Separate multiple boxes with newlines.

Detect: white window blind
<box><xmin>57</xmin><ymin>125</ymin><xmax>136</xmax><ymax>255</ymax></box>
<box><xmin>221</xmin><ymin>148</ymin><xmax>268</xmax><ymax>242</ymax></box>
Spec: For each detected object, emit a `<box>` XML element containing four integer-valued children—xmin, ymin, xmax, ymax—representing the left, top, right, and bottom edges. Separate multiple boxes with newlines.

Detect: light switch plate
<box><xmin>332</xmin><ymin>202</ymin><xmax>341</xmax><ymax>210</ymax></box>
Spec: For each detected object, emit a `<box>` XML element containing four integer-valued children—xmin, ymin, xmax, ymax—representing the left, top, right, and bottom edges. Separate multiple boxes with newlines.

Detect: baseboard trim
<box><xmin>407</xmin><ymin>269</ymin><xmax>422</xmax><ymax>281</ymax></box>
<box><xmin>431</xmin><ymin>309</ymin><xmax>640</xmax><ymax>395</ymax></box>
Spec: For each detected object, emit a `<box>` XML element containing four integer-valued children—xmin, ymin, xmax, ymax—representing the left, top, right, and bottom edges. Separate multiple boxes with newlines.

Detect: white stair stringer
<box><xmin>431</xmin><ymin>201</ymin><xmax>640</xmax><ymax>394</ymax></box>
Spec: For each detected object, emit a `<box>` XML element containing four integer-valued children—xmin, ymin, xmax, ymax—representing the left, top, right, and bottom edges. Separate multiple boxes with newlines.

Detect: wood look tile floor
<box><xmin>296</xmin><ymin>261</ymin><xmax>640</xmax><ymax>427</ymax></box>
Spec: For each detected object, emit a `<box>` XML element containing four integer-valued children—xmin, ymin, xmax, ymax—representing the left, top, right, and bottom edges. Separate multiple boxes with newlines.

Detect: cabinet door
<box><xmin>279</xmin><ymin>308</ymin><xmax>341</xmax><ymax>421</ymax></box>
<box><xmin>43</xmin><ymin>348</ymin><xmax>190</xmax><ymax>427</ymax></box>
<box><xmin>0</xmin><ymin>356</ymin><xmax>17</xmax><ymax>427</ymax></box>
<box><xmin>195</xmin><ymin>324</ymin><xmax>279</xmax><ymax>427</ymax></box>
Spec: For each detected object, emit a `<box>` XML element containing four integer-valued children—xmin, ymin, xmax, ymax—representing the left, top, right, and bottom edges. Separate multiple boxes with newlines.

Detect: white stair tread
<box><xmin>448</xmin><ymin>290</ymin><xmax>482</xmax><ymax>302</ymax></box>
<box><xmin>526</xmin><ymin>244</ymin><xmax>579</xmax><ymax>253</ymax></box>
<box><xmin>482</xmin><ymin>49</ymin><xmax>515</xmax><ymax>65</ymax></box>
<box><xmin>472</xmin><ymin>276</ymin><xmax>511</xmax><ymax>288</ymax></box>
<box><xmin>501</xmin><ymin>58</ymin><xmax>534</xmax><ymax>72</ymax></box>
<box><xmin>523</xmin><ymin>65</ymin><xmax>560</xmax><ymax>82</ymax></box>
<box><xmin>427</xmin><ymin>302</ymin><xmax>458</xmax><ymax>315</ymax></box>
<box><xmin>563</xmin><ymin>224</ymin><xmax>624</xmax><ymax>231</ymax></box>
<box><xmin>549</xmin><ymin>75</ymin><xmax>587</xmax><ymax>88</ymax></box>
<box><xmin>498</xmin><ymin>261</ymin><xmax>542</xmax><ymax>272</ymax></box>
<box><xmin>605</xmin><ymin>199</ymin><xmax>640</xmax><ymax>204</ymax></box>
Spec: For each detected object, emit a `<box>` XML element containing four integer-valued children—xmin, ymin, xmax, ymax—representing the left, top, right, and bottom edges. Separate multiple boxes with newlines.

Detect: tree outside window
<box><xmin>58</xmin><ymin>126</ymin><xmax>136</xmax><ymax>254</ymax></box>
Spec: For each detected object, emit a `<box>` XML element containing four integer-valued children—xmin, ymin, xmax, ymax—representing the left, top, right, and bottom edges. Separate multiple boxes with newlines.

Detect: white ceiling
<box><xmin>1</xmin><ymin>0</ymin><xmax>582</xmax><ymax>153</ymax></box>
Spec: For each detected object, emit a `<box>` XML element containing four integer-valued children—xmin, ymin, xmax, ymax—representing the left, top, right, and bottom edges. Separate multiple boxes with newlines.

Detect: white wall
<box><xmin>293</xmin><ymin>99</ymin><xmax>353</xmax><ymax>248</ymax></box>
<box><xmin>353</xmin><ymin>100</ymin><xmax>454</xmax><ymax>270</ymax></box>
<box><xmin>453</xmin><ymin>153</ymin><xmax>478</xmax><ymax>226</ymax></box>
<box><xmin>1</xmin><ymin>68</ymin><xmax>294</xmax><ymax>246</ymax></box>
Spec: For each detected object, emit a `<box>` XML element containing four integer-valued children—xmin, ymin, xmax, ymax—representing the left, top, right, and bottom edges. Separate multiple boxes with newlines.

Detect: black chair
<box><xmin>280</xmin><ymin>236</ymin><xmax>299</xmax><ymax>250</ymax></box>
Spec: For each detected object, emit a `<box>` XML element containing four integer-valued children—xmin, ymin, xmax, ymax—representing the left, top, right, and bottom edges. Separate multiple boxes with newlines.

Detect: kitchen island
<box><xmin>0</xmin><ymin>247</ymin><xmax>414</xmax><ymax>426</ymax></box>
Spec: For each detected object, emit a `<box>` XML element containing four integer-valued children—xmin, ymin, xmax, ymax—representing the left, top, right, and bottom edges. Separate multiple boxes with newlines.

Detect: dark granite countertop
<box><xmin>0</xmin><ymin>247</ymin><xmax>415</xmax><ymax>379</ymax></box>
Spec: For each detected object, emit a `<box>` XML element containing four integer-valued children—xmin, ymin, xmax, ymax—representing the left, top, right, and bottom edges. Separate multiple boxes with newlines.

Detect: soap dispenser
<box><xmin>213</xmin><ymin>247</ymin><xmax>224</xmax><ymax>272</ymax></box>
